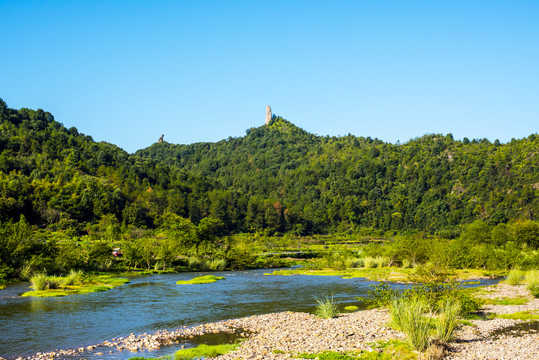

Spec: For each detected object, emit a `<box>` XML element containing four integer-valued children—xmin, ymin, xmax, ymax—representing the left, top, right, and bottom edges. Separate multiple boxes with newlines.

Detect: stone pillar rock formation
<box><xmin>265</xmin><ymin>105</ymin><xmax>272</xmax><ymax>125</ymax></box>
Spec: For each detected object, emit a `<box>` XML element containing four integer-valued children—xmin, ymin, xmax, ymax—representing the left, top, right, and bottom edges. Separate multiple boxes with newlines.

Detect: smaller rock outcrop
<box><xmin>265</xmin><ymin>105</ymin><xmax>272</xmax><ymax>125</ymax></box>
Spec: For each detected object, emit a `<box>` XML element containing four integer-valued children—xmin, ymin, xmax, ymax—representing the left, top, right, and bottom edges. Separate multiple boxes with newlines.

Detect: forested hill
<box><xmin>1</xmin><ymin>99</ymin><xmax>538</xmax><ymax>236</ymax></box>
<box><xmin>137</xmin><ymin>116</ymin><xmax>538</xmax><ymax>235</ymax></box>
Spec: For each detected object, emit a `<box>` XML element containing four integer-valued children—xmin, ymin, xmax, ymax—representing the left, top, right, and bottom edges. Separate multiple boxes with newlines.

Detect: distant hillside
<box><xmin>1</xmin><ymin>99</ymin><xmax>538</xmax><ymax>236</ymax></box>
<box><xmin>137</xmin><ymin>116</ymin><xmax>539</xmax><ymax>235</ymax></box>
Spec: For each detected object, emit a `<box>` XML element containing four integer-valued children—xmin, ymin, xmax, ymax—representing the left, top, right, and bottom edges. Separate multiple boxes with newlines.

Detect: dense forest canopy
<box><xmin>1</xmin><ymin>99</ymin><xmax>538</xmax><ymax>237</ymax></box>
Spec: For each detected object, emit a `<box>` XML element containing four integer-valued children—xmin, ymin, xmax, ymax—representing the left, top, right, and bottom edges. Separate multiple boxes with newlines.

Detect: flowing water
<box><xmin>0</xmin><ymin>269</ymin><xmax>498</xmax><ymax>359</ymax></box>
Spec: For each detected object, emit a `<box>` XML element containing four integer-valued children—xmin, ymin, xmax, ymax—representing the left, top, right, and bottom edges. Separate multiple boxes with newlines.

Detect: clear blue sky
<box><xmin>1</xmin><ymin>1</ymin><xmax>538</xmax><ymax>153</ymax></box>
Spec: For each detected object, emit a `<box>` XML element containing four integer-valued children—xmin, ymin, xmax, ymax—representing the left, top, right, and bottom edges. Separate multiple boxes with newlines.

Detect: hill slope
<box><xmin>1</xmin><ymin>99</ymin><xmax>538</xmax><ymax>236</ymax></box>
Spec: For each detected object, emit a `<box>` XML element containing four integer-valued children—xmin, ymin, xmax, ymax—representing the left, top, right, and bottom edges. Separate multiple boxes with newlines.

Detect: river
<box><xmin>0</xmin><ymin>269</ymin><xmax>498</xmax><ymax>359</ymax></box>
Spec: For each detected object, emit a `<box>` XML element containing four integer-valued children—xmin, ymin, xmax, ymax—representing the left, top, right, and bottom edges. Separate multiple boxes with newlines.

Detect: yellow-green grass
<box><xmin>22</xmin><ymin>275</ymin><xmax>129</xmax><ymax>297</ymax></box>
<box><xmin>495</xmin><ymin>310</ymin><xmax>539</xmax><ymax>321</ymax></box>
<box><xmin>344</xmin><ymin>305</ymin><xmax>359</xmax><ymax>312</ymax></box>
<box><xmin>484</xmin><ymin>297</ymin><xmax>529</xmax><ymax>306</ymax></box>
<box><xmin>176</xmin><ymin>275</ymin><xmax>225</xmax><ymax>285</ymax></box>
<box><xmin>266</xmin><ymin>267</ymin><xmax>493</xmax><ymax>282</ymax></box>
<box><xmin>0</xmin><ymin>284</ymin><xmax>6</xmax><ymax>290</ymax></box>
<box><xmin>175</xmin><ymin>343</ymin><xmax>240</xmax><ymax>359</ymax></box>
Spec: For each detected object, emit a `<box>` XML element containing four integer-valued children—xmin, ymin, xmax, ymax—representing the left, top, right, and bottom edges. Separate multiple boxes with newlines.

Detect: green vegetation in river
<box><xmin>266</xmin><ymin>267</ymin><xmax>493</xmax><ymax>282</ymax></box>
<box><xmin>21</xmin><ymin>273</ymin><xmax>129</xmax><ymax>297</ymax></box>
<box><xmin>176</xmin><ymin>275</ymin><xmax>225</xmax><ymax>285</ymax></box>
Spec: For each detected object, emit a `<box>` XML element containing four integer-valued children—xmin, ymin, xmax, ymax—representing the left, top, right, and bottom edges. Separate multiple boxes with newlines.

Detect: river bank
<box><xmin>10</xmin><ymin>282</ymin><xmax>539</xmax><ymax>360</ymax></box>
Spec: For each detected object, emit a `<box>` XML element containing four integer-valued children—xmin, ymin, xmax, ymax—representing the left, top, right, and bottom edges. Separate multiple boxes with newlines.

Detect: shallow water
<box><xmin>0</xmin><ymin>269</ymin><xmax>498</xmax><ymax>359</ymax></box>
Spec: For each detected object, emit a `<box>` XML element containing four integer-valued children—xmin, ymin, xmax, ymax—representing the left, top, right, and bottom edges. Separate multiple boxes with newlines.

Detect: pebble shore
<box><xmin>9</xmin><ymin>283</ymin><xmax>539</xmax><ymax>360</ymax></box>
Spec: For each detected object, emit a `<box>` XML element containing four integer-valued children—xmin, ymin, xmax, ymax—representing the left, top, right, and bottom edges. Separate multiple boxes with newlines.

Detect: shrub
<box><xmin>358</xmin><ymin>282</ymin><xmax>397</xmax><ymax>308</ymax></box>
<box><xmin>401</xmin><ymin>259</ymin><xmax>412</xmax><ymax>269</ymax></box>
<box><xmin>506</xmin><ymin>269</ymin><xmax>523</xmax><ymax>285</ymax></box>
<box><xmin>363</xmin><ymin>257</ymin><xmax>377</xmax><ymax>268</ymax></box>
<box><xmin>315</xmin><ymin>295</ymin><xmax>340</xmax><ymax>319</ymax></box>
<box><xmin>435</xmin><ymin>299</ymin><xmax>461</xmax><ymax>342</ymax></box>
<box><xmin>345</xmin><ymin>257</ymin><xmax>364</xmax><ymax>269</ymax></box>
<box><xmin>188</xmin><ymin>257</ymin><xmax>203</xmax><ymax>270</ymax></box>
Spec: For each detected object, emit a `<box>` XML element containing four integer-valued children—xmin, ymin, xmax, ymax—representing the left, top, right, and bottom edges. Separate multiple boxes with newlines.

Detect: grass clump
<box><xmin>435</xmin><ymin>299</ymin><xmax>461</xmax><ymax>342</ymax></box>
<box><xmin>314</xmin><ymin>295</ymin><xmax>340</xmax><ymax>319</ymax></box>
<box><xmin>174</xmin><ymin>343</ymin><xmax>240</xmax><ymax>359</ymax></box>
<box><xmin>389</xmin><ymin>297</ymin><xmax>431</xmax><ymax>351</ymax></box>
<box><xmin>205</xmin><ymin>258</ymin><xmax>227</xmax><ymax>271</ymax></box>
<box><xmin>30</xmin><ymin>273</ymin><xmax>49</xmax><ymax>291</ymax></box>
<box><xmin>62</xmin><ymin>270</ymin><xmax>84</xmax><ymax>287</ymax></box>
<box><xmin>24</xmin><ymin>273</ymin><xmax>129</xmax><ymax>297</ymax></box>
<box><xmin>374</xmin><ymin>256</ymin><xmax>390</xmax><ymax>268</ymax></box>
<box><xmin>363</xmin><ymin>257</ymin><xmax>377</xmax><ymax>269</ymax></box>
<box><xmin>506</xmin><ymin>269</ymin><xmax>523</xmax><ymax>286</ymax></box>
<box><xmin>176</xmin><ymin>275</ymin><xmax>225</xmax><ymax>285</ymax></box>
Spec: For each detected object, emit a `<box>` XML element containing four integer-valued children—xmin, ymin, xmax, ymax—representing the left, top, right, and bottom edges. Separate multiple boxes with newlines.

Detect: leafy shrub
<box><xmin>357</xmin><ymin>282</ymin><xmax>397</xmax><ymax>308</ymax></box>
<box><xmin>187</xmin><ymin>257</ymin><xmax>203</xmax><ymax>270</ymax></box>
<box><xmin>315</xmin><ymin>295</ymin><xmax>340</xmax><ymax>319</ymax></box>
<box><xmin>345</xmin><ymin>257</ymin><xmax>364</xmax><ymax>268</ymax></box>
<box><xmin>401</xmin><ymin>259</ymin><xmax>412</xmax><ymax>269</ymax></box>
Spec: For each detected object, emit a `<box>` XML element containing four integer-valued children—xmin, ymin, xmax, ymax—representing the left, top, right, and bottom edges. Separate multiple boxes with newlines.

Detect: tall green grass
<box><xmin>63</xmin><ymin>270</ymin><xmax>84</xmax><ymax>287</ymax></box>
<box><xmin>506</xmin><ymin>269</ymin><xmax>523</xmax><ymax>286</ymax></box>
<box><xmin>525</xmin><ymin>270</ymin><xmax>539</xmax><ymax>298</ymax></box>
<box><xmin>205</xmin><ymin>258</ymin><xmax>227</xmax><ymax>271</ymax></box>
<box><xmin>315</xmin><ymin>295</ymin><xmax>340</xmax><ymax>319</ymax></box>
<box><xmin>363</xmin><ymin>257</ymin><xmax>377</xmax><ymax>269</ymax></box>
<box><xmin>30</xmin><ymin>273</ymin><xmax>49</xmax><ymax>291</ymax></box>
<box><xmin>389</xmin><ymin>297</ymin><xmax>431</xmax><ymax>351</ymax></box>
<box><xmin>435</xmin><ymin>299</ymin><xmax>461</xmax><ymax>342</ymax></box>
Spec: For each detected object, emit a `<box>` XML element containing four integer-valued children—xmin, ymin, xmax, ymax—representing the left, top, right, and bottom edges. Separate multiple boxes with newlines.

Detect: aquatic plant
<box><xmin>314</xmin><ymin>295</ymin><xmax>340</xmax><ymax>319</ymax></box>
<box><xmin>62</xmin><ymin>270</ymin><xmax>84</xmax><ymax>287</ymax></box>
<box><xmin>176</xmin><ymin>275</ymin><xmax>225</xmax><ymax>285</ymax></box>
<box><xmin>30</xmin><ymin>273</ymin><xmax>49</xmax><ymax>291</ymax></box>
